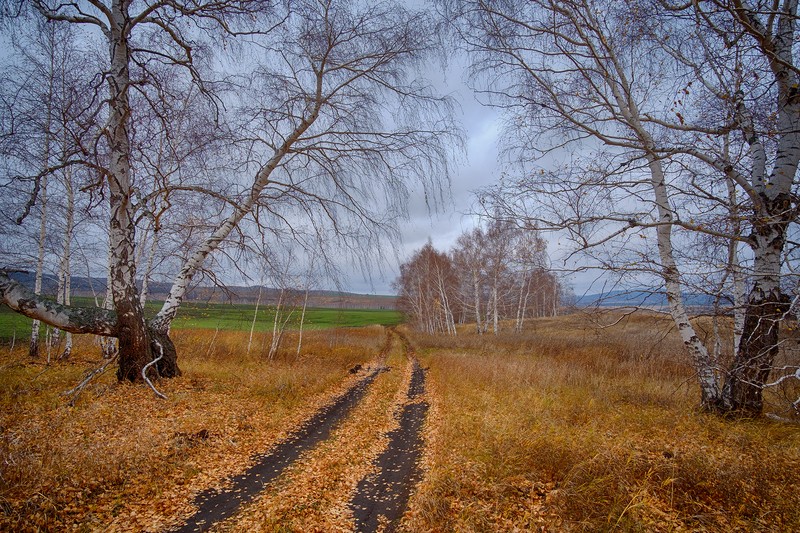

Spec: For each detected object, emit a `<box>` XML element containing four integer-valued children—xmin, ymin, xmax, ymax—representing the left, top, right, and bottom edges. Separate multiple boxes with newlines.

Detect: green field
<box><xmin>0</xmin><ymin>298</ymin><xmax>403</xmax><ymax>341</ymax></box>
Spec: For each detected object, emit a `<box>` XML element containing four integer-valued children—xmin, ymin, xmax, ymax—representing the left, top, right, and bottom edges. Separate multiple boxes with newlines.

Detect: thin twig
<box><xmin>143</xmin><ymin>341</ymin><xmax>168</xmax><ymax>400</ymax></box>
<box><xmin>30</xmin><ymin>367</ymin><xmax>49</xmax><ymax>382</ymax></box>
<box><xmin>62</xmin><ymin>353</ymin><xmax>119</xmax><ymax>404</ymax></box>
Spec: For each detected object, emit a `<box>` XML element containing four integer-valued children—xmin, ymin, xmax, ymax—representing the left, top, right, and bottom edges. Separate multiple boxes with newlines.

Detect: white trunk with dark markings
<box><xmin>604</xmin><ymin>49</ymin><xmax>722</xmax><ymax>408</ymax></box>
<box><xmin>1</xmin><ymin>271</ymin><xmax>116</xmax><ymax>336</ymax></box>
<box><xmin>105</xmin><ymin>0</ymin><xmax>156</xmax><ymax>381</ymax></box>
<box><xmin>647</xmin><ymin>155</ymin><xmax>722</xmax><ymax>407</ymax></box>
<box><xmin>56</xmin><ymin>168</ymin><xmax>75</xmax><ymax>359</ymax></box>
<box><xmin>720</xmin><ymin>3</ymin><xmax>800</xmax><ymax>414</ymax></box>
<box><xmin>29</xmin><ymin>172</ymin><xmax>47</xmax><ymax>358</ymax></box>
<box><xmin>151</xmin><ymin>98</ymin><xmax>323</xmax><ymax>335</ymax></box>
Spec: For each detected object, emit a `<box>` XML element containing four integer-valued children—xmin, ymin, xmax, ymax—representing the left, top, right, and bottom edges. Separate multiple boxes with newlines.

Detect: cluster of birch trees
<box><xmin>396</xmin><ymin>220</ymin><xmax>562</xmax><ymax>335</ymax></box>
<box><xmin>441</xmin><ymin>0</ymin><xmax>800</xmax><ymax>416</ymax></box>
<box><xmin>0</xmin><ymin>20</ymin><xmax>93</xmax><ymax>361</ymax></box>
<box><xmin>0</xmin><ymin>1</ymin><xmax>454</xmax><ymax>381</ymax></box>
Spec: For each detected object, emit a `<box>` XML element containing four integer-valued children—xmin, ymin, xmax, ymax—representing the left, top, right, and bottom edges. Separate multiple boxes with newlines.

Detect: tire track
<box><xmin>172</xmin><ymin>334</ymin><xmax>392</xmax><ymax>532</ymax></box>
<box><xmin>350</xmin><ymin>331</ymin><xmax>429</xmax><ymax>532</ymax></box>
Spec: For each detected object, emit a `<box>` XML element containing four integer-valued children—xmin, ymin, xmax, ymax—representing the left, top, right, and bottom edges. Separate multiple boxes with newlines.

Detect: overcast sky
<box><xmin>338</xmin><ymin>54</ymin><xmax>599</xmax><ymax>298</ymax></box>
<box><xmin>335</xmin><ymin>54</ymin><xmax>502</xmax><ymax>296</ymax></box>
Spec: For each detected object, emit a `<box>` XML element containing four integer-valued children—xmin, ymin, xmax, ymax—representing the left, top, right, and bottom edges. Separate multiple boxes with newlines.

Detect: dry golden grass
<box><xmin>0</xmin><ymin>326</ymin><xmax>386</xmax><ymax>532</ymax></box>
<box><xmin>405</xmin><ymin>312</ymin><xmax>800</xmax><ymax>532</ymax></box>
<box><xmin>3</xmin><ymin>313</ymin><xmax>799</xmax><ymax>532</ymax></box>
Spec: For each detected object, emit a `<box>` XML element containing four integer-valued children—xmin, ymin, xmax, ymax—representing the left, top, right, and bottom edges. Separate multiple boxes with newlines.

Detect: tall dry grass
<box><xmin>0</xmin><ymin>326</ymin><xmax>386</xmax><ymax>532</ymax></box>
<box><xmin>405</xmin><ymin>311</ymin><xmax>800</xmax><ymax>532</ymax></box>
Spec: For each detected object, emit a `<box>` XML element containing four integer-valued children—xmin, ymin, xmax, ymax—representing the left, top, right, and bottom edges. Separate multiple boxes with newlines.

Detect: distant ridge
<box><xmin>575</xmin><ymin>289</ymin><xmax>727</xmax><ymax>309</ymax></box>
<box><xmin>6</xmin><ymin>271</ymin><xmax>397</xmax><ymax>310</ymax></box>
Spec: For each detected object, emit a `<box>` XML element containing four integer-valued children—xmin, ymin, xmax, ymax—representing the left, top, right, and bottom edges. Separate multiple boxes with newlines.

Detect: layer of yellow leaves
<box><xmin>3</xmin><ymin>312</ymin><xmax>799</xmax><ymax>532</ymax></box>
<box><xmin>219</xmin><ymin>331</ymin><xmax>415</xmax><ymax>532</ymax></box>
<box><xmin>0</xmin><ymin>326</ymin><xmax>385</xmax><ymax>532</ymax></box>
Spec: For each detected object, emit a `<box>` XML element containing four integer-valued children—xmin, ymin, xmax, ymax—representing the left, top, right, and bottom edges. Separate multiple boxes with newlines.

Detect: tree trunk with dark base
<box><xmin>721</xmin><ymin>296</ymin><xmax>784</xmax><ymax>415</ymax></box>
<box><xmin>720</xmin><ymin>192</ymin><xmax>791</xmax><ymax>417</ymax></box>
<box><xmin>149</xmin><ymin>325</ymin><xmax>181</xmax><ymax>379</ymax></box>
<box><xmin>114</xmin><ymin>299</ymin><xmax>152</xmax><ymax>382</ymax></box>
<box><xmin>1</xmin><ymin>270</ymin><xmax>181</xmax><ymax>381</ymax></box>
<box><xmin>105</xmin><ymin>0</ymin><xmax>155</xmax><ymax>384</ymax></box>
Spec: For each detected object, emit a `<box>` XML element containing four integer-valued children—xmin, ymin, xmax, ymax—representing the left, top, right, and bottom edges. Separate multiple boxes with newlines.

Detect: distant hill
<box><xmin>6</xmin><ymin>271</ymin><xmax>397</xmax><ymax>310</ymax></box>
<box><xmin>575</xmin><ymin>289</ymin><xmax>726</xmax><ymax>309</ymax></box>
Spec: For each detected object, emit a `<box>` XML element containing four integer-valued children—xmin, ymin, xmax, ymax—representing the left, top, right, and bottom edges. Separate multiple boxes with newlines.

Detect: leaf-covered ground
<box><xmin>0</xmin><ymin>327</ymin><xmax>391</xmax><ymax>531</ymax></box>
<box><xmin>2</xmin><ymin>313</ymin><xmax>799</xmax><ymax>532</ymax></box>
<box><xmin>402</xmin><ymin>313</ymin><xmax>800</xmax><ymax>532</ymax></box>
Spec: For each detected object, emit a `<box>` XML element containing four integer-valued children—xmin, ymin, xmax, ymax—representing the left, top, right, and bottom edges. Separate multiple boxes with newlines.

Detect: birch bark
<box><xmin>57</xmin><ymin>167</ymin><xmax>75</xmax><ymax>359</ymax></box>
<box><xmin>719</xmin><ymin>1</ymin><xmax>800</xmax><ymax>414</ymax></box>
<box><xmin>29</xmin><ymin>43</ymin><xmax>55</xmax><ymax>358</ymax></box>
<box><xmin>105</xmin><ymin>0</ymin><xmax>155</xmax><ymax>381</ymax></box>
<box><xmin>150</xmin><ymin>90</ymin><xmax>324</xmax><ymax>335</ymax></box>
<box><xmin>604</xmin><ymin>45</ymin><xmax>722</xmax><ymax>408</ymax></box>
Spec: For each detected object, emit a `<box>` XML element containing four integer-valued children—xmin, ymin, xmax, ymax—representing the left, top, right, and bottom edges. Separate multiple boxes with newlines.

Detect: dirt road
<box><xmin>170</xmin><ymin>327</ymin><xmax>429</xmax><ymax>532</ymax></box>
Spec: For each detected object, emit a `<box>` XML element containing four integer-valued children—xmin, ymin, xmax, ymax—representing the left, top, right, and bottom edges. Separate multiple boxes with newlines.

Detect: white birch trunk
<box><xmin>247</xmin><ymin>284</ymin><xmax>262</xmax><ymax>356</ymax></box>
<box><xmin>603</xmin><ymin>48</ymin><xmax>721</xmax><ymax>407</ymax></box>
<box><xmin>29</xmin><ymin>172</ymin><xmax>47</xmax><ymax>358</ymax></box>
<box><xmin>29</xmin><ymin>21</ymin><xmax>63</xmax><ymax>359</ymax></box>
<box><xmin>724</xmin><ymin>178</ymin><xmax>746</xmax><ymax>355</ymax></box>
<box><xmin>58</xmin><ymin>167</ymin><xmax>75</xmax><ymax>359</ymax></box>
<box><xmin>297</xmin><ymin>285</ymin><xmax>309</xmax><ymax>357</ymax></box>
<box><xmin>268</xmin><ymin>288</ymin><xmax>284</xmax><ymax>360</ymax></box>
<box><xmin>721</xmin><ymin>14</ymin><xmax>800</xmax><ymax>411</ymax></box>
<box><xmin>515</xmin><ymin>273</ymin><xmax>533</xmax><ymax>332</ymax></box>
<box><xmin>100</xmin><ymin>234</ymin><xmax>117</xmax><ymax>359</ymax></box>
<box><xmin>434</xmin><ymin>264</ymin><xmax>456</xmax><ymax>335</ymax></box>
<box><xmin>473</xmin><ymin>269</ymin><xmax>483</xmax><ymax>334</ymax></box>
<box><xmin>491</xmin><ymin>280</ymin><xmax>499</xmax><ymax>335</ymax></box>
<box><xmin>105</xmin><ymin>0</ymin><xmax>158</xmax><ymax>380</ymax></box>
<box><xmin>139</xmin><ymin>224</ymin><xmax>159</xmax><ymax>307</ymax></box>
<box><xmin>1</xmin><ymin>271</ymin><xmax>116</xmax><ymax>335</ymax></box>
<box><xmin>151</xmin><ymin>77</ymin><xmax>326</xmax><ymax>335</ymax></box>
<box><xmin>647</xmin><ymin>155</ymin><xmax>720</xmax><ymax>406</ymax></box>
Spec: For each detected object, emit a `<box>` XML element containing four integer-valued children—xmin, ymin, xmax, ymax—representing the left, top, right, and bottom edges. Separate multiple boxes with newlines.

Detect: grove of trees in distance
<box><xmin>395</xmin><ymin>220</ymin><xmax>562</xmax><ymax>335</ymax></box>
<box><xmin>1</xmin><ymin>0</ymin><xmax>799</xmax><ymax>418</ymax></box>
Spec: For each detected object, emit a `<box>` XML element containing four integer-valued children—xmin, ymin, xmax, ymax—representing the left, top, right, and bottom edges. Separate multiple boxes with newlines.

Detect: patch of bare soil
<box><xmin>172</xmin><ymin>365</ymin><xmax>387</xmax><ymax>532</ymax></box>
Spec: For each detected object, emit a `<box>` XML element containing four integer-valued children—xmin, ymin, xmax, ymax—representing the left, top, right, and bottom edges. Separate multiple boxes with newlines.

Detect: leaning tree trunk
<box><xmin>608</xmin><ymin>65</ymin><xmax>722</xmax><ymax>409</ymax></box>
<box><xmin>645</xmin><ymin>154</ymin><xmax>722</xmax><ymax>410</ymax></box>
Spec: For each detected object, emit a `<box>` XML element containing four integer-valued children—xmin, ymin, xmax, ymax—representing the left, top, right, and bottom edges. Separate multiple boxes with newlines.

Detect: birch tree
<box><xmin>452</xmin><ymin>227</ymin><xmax>486</xmax><ymax>333</ymax></box>
<box><xmin>398</xmin><ymin>226</ymin><xmax>560</xmax><ymax>333</ymax></box>
<box><xmin>443</xmin><ymin>0</ymin><xmax>800</xmax><ymax>415</ymax></box>
<box><xmin>396</xmin><ymin>241</ymin><xmax>459</xmax><ymax>334</ymax></box>
<box><xmin>0</xmin><ymin>17</ymin><xmax>95</xmax><ymax>358</ymax></box>
<box><xmin>0</xmin><ymin>0</ymin><xmax>455</xmax><ymax>383</ymax></box>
